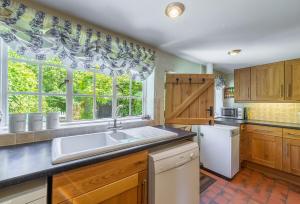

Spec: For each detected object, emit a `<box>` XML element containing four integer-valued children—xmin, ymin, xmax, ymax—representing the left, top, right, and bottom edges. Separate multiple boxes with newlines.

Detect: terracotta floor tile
<box><xmin>214</xmin><ymin>195</ymin><xmax>229</xmax><ymax>204</ymax></box>
<box><xmin>287</xmin><ymin>190</ymin><xmax>300</xmax><ymax>204</ymax></box>
<box><xmin>267</xmin><ymin>196</ymin><xmax>286</xmax><ymax>204</ymax></box>
<box><xmin>247</xmin><ymin>199</ymin><xmax>261</xmax><ymax>204</ymax></box>
<box><xmin>205</xmin><ymin>189</ymin><xmax>218</xmax><ymax>199</ymax></box>
<box><xmin>270</xmin><ymin>183</ymin><xmax>289</xmax><ymax>201</ymax></box>
<box><xmin>200</xmin><ymin>168</ymin><xmax>300</xmax><ymax>204</ymax></box>
<box><xmin>200</xmin><ymin>195</ymin><xmax>210</xmax><ymax>204</ymax></box>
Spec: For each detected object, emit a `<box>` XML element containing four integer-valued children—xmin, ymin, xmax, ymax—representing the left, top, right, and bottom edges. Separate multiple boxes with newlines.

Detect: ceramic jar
<box><xmin>9</xmin><ymin>113</ymin><xmax>27</xmax><ymax>133</ymax></box>
<box><xmin>28</xmin><ymin>113</ymin><xmax>43</xmax><ymax>131</ymax></box>
<box><xmin>46</xmin><ymin>112</ymin><xmax>60</xmax><ymax>129</ymax></box>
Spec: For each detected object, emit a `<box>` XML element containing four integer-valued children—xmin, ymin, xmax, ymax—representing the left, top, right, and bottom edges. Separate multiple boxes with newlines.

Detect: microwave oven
<box><xmin>221</xmin><ymin>107</ymin><xmax>245</xmax><ymax>120</ymax></box>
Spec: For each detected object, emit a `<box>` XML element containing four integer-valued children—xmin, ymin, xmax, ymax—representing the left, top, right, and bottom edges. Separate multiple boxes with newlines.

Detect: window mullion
<box><xmin>129</xmin><ymin>76</ymin><xmax>132</xmax><ymax>116</ymax></box>
<box><xmin>38</xmin><ymin>64</ymin><xmax>42</xmax><ymax>112</ymax></box>
<box><xmin>66</xmin><ymin>69</ymin><xmax>73</xmax><ymax>121</ymax></box>
<box><xmin>142</xmin><ymin>80</ymin><xmax>147</xmax><ymax>117</ymax></box>
<box><xmin>0</xmin><ymin>39</ymin><xmax>8</xmax><ymax>126</ymax></box>
<box><xmin>93</xmin><ymin>71</ymin><xmax>96</xmax><ymax>120</ymax></box>
<box><xmin>112</xmin><ymin>74</ymin><xmax>117</xmax><ymax>118</ymax></box>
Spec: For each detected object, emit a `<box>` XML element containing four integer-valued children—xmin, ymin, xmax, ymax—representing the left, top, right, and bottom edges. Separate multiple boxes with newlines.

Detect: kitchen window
<box><xmin>0</xmin><ymin>41</ymin><xmax>146</xmax><ymax>125</ymax></box>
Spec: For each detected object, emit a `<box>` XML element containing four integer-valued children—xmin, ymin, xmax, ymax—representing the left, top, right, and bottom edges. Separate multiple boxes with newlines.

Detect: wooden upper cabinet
<box><xmin>251</xmin><ymin>62</ymin><xmax>285</xmax><ymax>101</ymax></box>
<box><xmin>234</xmin><ymin>68</ymin><xmax>251</xmax><ymax>101</ymax></box>
<box><xmin>285</xmin><ymin>59</ymin><xmax>300</xmax><ymax>101</ymax></box>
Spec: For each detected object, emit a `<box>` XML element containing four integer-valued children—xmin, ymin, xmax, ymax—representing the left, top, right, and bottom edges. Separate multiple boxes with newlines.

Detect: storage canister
<box><xmin>9</xmin><ymin>113</ymin><xmax>27</xmax><ymax>133</ymax></box>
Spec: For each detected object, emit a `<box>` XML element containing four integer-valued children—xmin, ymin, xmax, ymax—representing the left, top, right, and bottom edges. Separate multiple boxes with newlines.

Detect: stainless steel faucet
<box><xmin>107</xmin><ymin>105</ymin><xmax>123</xmax><ymax>131</ymax></box>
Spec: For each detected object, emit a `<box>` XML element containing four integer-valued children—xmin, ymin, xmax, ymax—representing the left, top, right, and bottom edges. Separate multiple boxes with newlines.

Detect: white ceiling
<box><xmin>32</xmin><ymin>0</ymin><xmax>300</xmax><ymax>73</ymax></box>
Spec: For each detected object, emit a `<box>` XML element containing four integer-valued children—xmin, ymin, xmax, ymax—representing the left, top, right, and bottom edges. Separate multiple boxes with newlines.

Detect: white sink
<box><xmin>52</xmin><ymin>126</ymin><xmax>178</xmax><ymax>164</ymax></box>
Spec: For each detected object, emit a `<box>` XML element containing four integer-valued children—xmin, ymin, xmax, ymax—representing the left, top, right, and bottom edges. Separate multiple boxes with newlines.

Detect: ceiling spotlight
<box><xmin>228</xmin><ymin>49</ymin><xmax>242</xmax><ymax>56</ymax></box>
<box><xmin>165</xmin><ymin>2</ymin><xmax>185</xmax><ymax>18</ymax></box>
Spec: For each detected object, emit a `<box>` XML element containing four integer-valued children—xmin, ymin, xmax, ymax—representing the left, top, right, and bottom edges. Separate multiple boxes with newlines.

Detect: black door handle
<box><xmin>206</xmin><ymin>106</ymin><xmax>214</xmax><ymax>117</ymax></box>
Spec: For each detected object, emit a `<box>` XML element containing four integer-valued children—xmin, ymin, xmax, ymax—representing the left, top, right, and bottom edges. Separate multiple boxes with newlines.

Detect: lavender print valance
<box><xmin>0</xmin><ymin>0</ymin><xmax>155</xmax><ymax>80</ymax></box>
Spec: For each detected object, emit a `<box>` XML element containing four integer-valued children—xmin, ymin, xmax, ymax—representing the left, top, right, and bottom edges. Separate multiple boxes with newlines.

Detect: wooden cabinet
<box><xmin>239</xmin><ymin>124</ymin><xmax>250</xmax><ymax>163</ymax></box>
<box><xmin>251</xmin><ymin>62</ymin><xmax>285</xmax><ymax>101</ymax></box>
<box><xmin>243</xmin><ymin>125</ymin><xmax>300</xmax><ymax>177</ymax></box>
<box><xmin>246</xmin><ymin>125</ymin><xmax>283</xmax><ymax>169</ymax></box>
<box><xmin>234</xmin><ymin>68</ymin><xmax>251</xmax><ymax>101</ymax></box>
<box><xmin>73</xmin><ymin>173</ymin><xmax>140</xmax><ymax>204</ymax></box>
<box><xmin>52</xmin><ymin>151</ymin><xmax>148</xmax><ymax>204</ymax></box>
<box><xmin>285</xmin><ymin>59</ymin><xmax>300</xmax><ymax>101</ymax></box>
<box><xmin>283</xmin><ymin>129</ymin><xmax>300</xmax><ymax>176</ymax></box>
<box><xmin>234</xmin><ymin>58</ymin><xmax>300</xmax><ymax>102</ymax></box>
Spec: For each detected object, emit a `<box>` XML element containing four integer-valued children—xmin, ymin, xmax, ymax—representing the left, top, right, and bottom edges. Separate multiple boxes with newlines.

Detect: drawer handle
<box><xmin>281</xmin><ymin>84</ymin><xmax>284</xmax><ymax>98</ymax></box>
<box><xmin>253</xmin><ymin>129</ymin><xmax>273</xmax><ymax>134</ymax></box>
<box><xmin>288</xmin><ymin>84</ymin><xmax>292</xmax><ymax>98</ymax></box>
<box><xmin>285</xmin><ymin>144</ymin><xmax>290</xmax><ymax>158</ymax></box>
<box><xmin>142</xmin><ymin>179</ymin><xmax>147</xmax><ymax>204</ymax></box>
<box><xmin>287</xmin><ymin>133</ymin><xmax>300</xmax><ymax>137</ymax></box>
<box><xmin>248</xmin><ymin>88</ymin><xmax>250</xmax><ymax>98</ymax></box>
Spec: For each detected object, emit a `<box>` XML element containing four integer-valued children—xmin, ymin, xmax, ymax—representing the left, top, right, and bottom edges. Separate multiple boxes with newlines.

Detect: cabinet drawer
<box><xmin>52</xmin><ymin>150</ymin><xmax>148</xmax><ymax>204</ymax></box>
<box><xmin>73</xmin><ymin>174</ymin><xmax>139</xmax><ymax>204</ymax></box>
<box><xmin>246</xmin><ymin>125</ymin><xmax>282</xmax><ymax>137</ymax></box>
<box><xmin>283</xmin><ymin>128</ymin><xmax>300</xmax><ymax>139</ymax></box>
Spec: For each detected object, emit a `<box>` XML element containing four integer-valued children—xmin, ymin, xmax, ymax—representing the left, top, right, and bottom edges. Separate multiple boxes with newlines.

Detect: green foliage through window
<box><xmin>6</xmin><ymin>48</ymin><xmax>144</xmax><ymax>121</ymax></box>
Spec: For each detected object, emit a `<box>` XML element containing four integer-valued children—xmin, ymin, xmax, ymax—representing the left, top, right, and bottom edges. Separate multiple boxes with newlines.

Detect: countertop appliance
<box><xmin>148</xmin><ymin>141</ymin><xmax>200</xmax><ymax>204</ymax></box>
<box><xmin>221</xmin><ymin>107</ymin><xmax>244</xmax><ymax>119</ymax></box>
<box><xmin>200</xmin><ymin>124</ymin><xmax>240</xmax><ymax>179</ymax></box>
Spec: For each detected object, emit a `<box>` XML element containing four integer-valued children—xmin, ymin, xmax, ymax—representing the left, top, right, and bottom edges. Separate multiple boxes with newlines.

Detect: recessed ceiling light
<box><xmin>165</xmin><ymin>2</ymin><xmax>185</xmax><ymax>19</ymax></box>
<box><xmin>228</xmin><ymin>49</ymin><xmax>242</xmax><ymax>56</ymax></box>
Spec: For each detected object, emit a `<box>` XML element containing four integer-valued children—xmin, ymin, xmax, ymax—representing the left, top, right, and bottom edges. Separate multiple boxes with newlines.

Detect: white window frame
<box><xmin>0</xmin><ymin>40</ymin><xmax>146</xmax><ymax>125</ymax></box>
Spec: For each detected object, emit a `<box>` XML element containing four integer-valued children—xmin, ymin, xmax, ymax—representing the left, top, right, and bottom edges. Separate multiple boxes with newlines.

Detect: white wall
<box><xmin>147</xmin><ymin>50</ymin><xmax>206</xmax><ymax>125</ymax></box>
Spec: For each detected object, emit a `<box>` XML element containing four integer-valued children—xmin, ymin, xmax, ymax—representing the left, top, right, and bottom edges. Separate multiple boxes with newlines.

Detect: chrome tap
<box><xmin>107</xmin><ymin>105</ymin><xmax>123</xmax><ymax>131</ymax></box>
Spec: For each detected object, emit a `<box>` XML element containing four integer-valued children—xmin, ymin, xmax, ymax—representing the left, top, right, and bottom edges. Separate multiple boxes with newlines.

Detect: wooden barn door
<box><xmin>165</xmin><ymin>74</ymin><xmax>214</xmax><ymax>125</ymax></box>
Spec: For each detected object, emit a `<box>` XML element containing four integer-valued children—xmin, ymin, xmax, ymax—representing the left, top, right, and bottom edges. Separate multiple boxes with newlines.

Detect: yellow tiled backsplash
<box><xmin>244</xmin><ymin>103</ymin><xmax>300</xmax><ymax>124</ymax></box>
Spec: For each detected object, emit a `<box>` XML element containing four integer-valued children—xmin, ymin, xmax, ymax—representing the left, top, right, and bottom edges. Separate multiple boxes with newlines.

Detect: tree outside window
<box><xmin>5</xmin><ymin>48</ymin><xmax>144</xmax><ymax>122</ymax></box>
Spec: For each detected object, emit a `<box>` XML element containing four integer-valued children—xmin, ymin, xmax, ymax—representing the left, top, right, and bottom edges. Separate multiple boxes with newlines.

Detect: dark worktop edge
<box><xmin>215</xmin><ymin>118</ymin><xmax>300</xmax><ymax>130</ymax></box>
<box><xmin>0</xmin><ymin>126</ymin><xmax>196</xmax><ymax>188</ymax></box>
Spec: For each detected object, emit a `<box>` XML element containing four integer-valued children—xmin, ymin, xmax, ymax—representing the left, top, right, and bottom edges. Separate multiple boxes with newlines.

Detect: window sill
<box><xmin>60</xmin><ymin>116</ymin><xmax>145</xmax><ymax>127</ymax></box>
<box><xmin>0</xmin><ymin>117</ymin><xmax>153</xmax><ymax>135</ymax></box>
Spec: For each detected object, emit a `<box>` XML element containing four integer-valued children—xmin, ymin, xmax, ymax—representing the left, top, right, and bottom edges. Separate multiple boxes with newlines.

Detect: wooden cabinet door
<box><xmin>240</xmin><ymin>125</ymin><xmax>250</xmax><ymax>163</ymax></box>
<box><xmin>251</xmin><ymin>62</ymin><xmax>285</xmax><ymax>101</ymax></box>
<box><xmin>73</xmin><ymin>174</ymin><xmax>139</xmax><ymax>204</ymax></box>
<box><xmin>249</xmin><ymin>133</ymin><xmax>282</xmax><ymax>169</ymax></box>
<box><xmin>52</xmin><ymin>151</ymin><xmax>148</xmax><ymax>204</ymax></box>
<box><xmin>285</xmin><ymin>59</ymin><xmax>300</xmax><ymax>101</ymax></box>
<box><xmin>165</xmin><ymin>74</ymin><xmax>214</xmax><ymax>125</ymax></box>
<box><xmin>283</xmin><ymin>129</ymin><xmax>300</xmax><ymax>176</ymax></box>
<box><xmin>234</xmin><ymin>68</ymin><xmax>251</xmax><ymax>101</ymax></box>
<box><xmin>137</xmin><ymin>171</ymin><xmax>148</xmax><ymax>204</ymax></box>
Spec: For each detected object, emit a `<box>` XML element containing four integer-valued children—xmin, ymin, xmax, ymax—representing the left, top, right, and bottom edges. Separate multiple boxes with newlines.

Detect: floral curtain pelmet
<box><xmin>0</xmin><ymin>0</ymin><xmax>155</xmax><ymax>80</ymax></box>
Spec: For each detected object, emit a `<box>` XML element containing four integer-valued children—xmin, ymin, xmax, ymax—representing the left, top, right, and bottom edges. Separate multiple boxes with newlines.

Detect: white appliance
<box><xmin>200</xmin><ymin>124</ymin><xmax>240</xmax><ymax>179</ymax></box>
<box><xmin>149</xmin><ymin>141</ymin><xmax>200</xmax><ymax>204</ymax></box>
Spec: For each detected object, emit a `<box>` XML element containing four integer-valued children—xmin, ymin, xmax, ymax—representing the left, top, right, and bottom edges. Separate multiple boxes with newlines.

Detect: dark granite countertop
<box><xmin>215</xmin><ymin>117</ymin><xmax>300</xmax><ymax>129</ymax></box>
<box><xmin>0</xmin><ymin>126</ymin><xmax>196</xmax><ymax>188</ymax></box>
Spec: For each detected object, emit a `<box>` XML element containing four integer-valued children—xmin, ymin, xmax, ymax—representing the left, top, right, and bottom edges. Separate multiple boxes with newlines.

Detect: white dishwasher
<box><xmin>149</xmin><ymin>141</ymin><xmax>199</xmax><ymax>204</ymax></box>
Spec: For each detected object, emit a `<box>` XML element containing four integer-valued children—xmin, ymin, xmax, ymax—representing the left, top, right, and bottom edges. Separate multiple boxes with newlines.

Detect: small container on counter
<box><xmin>46</xmin><ymin>112</ymin><xmax>60</xmax><ymax>129</ymax></box>
<box><xmin>28</xmin><ymin>113</ymin><xmax>43</xmax><ymax>131</ymax></box>
<box><xmin>9</xmin><ymin>113</ymin><xmax>27</xmax><ymax>133</ymax></box>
